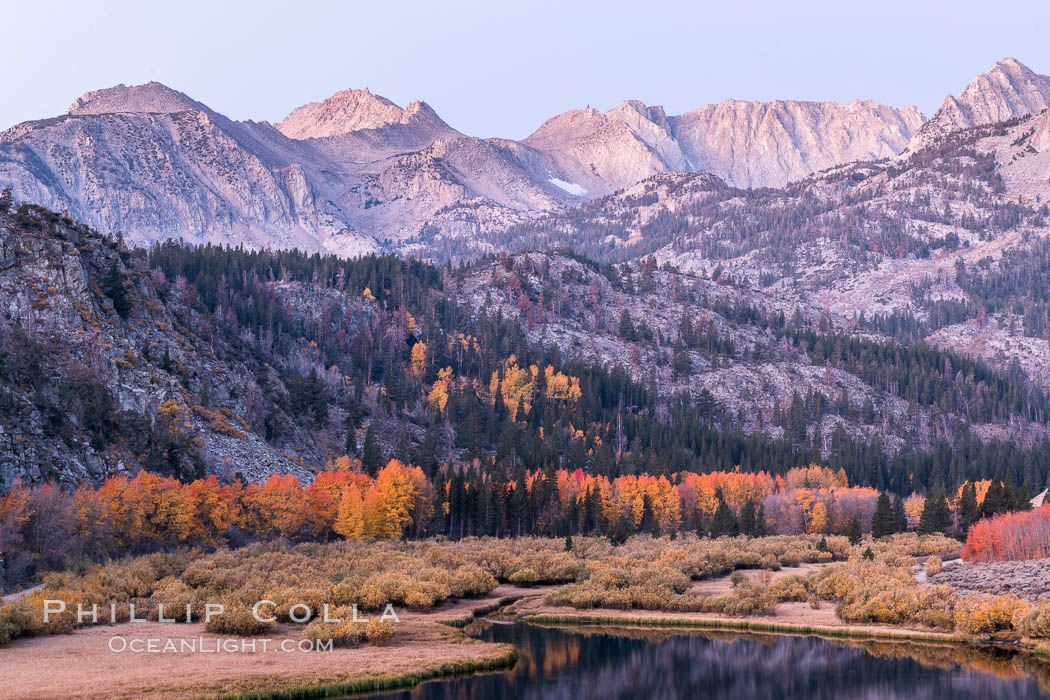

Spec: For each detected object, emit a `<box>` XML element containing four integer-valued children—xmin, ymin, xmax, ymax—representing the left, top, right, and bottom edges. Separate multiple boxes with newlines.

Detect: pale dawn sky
<box><xmin>4</xmin><ymin>0</ymin><xmax>1050</xmax><ymax>138</ymax></box>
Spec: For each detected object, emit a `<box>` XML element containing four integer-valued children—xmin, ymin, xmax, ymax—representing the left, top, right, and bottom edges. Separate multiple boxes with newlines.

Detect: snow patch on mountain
<box><xmin>549</xmin><ymin>178</ymin><xmax>587</xmax><ymax>196</ymax></box>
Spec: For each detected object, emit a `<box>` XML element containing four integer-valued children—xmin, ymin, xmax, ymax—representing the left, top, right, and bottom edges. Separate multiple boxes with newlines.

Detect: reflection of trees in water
<box><xmin>851</xmin><ymin>640</ymin><xmax>1050</xmax><ymax>696</ymax></box>
<box><xmin>370</xmin><ymin>623</ymin><xmax>1049</xmax><ymax>700</ymax></box>
<box><xmin>523</xmin><ymin>623</ymin><xmax>1050</xmax><ymax>694</ymax></box>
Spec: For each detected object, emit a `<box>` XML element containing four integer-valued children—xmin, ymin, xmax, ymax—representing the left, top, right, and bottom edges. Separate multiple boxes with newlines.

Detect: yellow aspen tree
<box><xmin>410</xmin><ymin>342</ymin><xmax>427</xmax><ymax>377</ymax></box>
<box><xmin>808</xmin><ymin>501</ymin><xmax>830</xmax><ymax>534</ymax></box>
<box><xmin>334</xmin><ymin>482</ymin><xmax>366</xmax><ymax>540</ymax></box>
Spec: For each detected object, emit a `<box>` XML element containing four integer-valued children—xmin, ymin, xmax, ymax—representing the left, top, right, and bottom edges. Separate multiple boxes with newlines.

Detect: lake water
<box><xmin>360</xmin><ymin>619</ymin><xmax>1050</xmax><ymax>699</ymax></box>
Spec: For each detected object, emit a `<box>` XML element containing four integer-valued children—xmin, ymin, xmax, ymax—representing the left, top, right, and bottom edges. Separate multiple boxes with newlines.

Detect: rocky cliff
<box><xmin>526</xmin><ymin>97</ymin><xmax>923</xmax><ymax>191</ymax></box>
<box><xmin>909</xmin><ymin>58</ymin><xmax>1050</xmax><ymax>150</ymax></box>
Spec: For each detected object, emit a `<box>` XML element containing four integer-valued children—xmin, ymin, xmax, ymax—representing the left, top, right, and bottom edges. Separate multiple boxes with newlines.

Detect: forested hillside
<box><xmin>1</xmin><ymin>199</ymin><xmax>1048</xmax><ymax>504</ymax></box>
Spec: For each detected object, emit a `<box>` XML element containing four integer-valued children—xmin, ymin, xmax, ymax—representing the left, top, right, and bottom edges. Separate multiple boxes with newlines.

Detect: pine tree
<box><xmin>1011</xmin><ymin>481</ymin><xmax>1032</xmax><ymax>512</ymax></box>
<box><xmin>640</xmin><ymin>493</ymin><xmax>659</xmax><ymax>536</ymax></box>
<box><xmin>696</xmin><ymin>510</ymin><xmax>707</xmax><ymax>539</ymax></box>
<box><xmin>846</xmin><ymin>516</ymin><xmax>862</xmax><ymax>545</ymax></box>
<box><xmin>308</xmin><ymin>369</ymin><xmax>329</xmax><ymax>428</ymax></box>
<box><xmin>104</xmin><ymin>259</ymin><xmax>131</xmax><ymax>320</ymax></box>
<box><xmin>892</xmin><ymin>494</ymin><xmax>907</xmax><ymax>533</ymax></box>
<box><xmin>672</xmin><ymin>341</ymin><xmax>691</xmax><ymax>378</ymax></box>
<box><xmin>362</xmin><ymin>426</ymin><xmax>383</xmax><ymax>475</ymax></box>
<box><xmin>871</xmin><ymin>493</ymin><xmax>895</xmax><ymax>538</ymax></box>
<box><xmin>956</xmin><ymin>481</ymin><xmax>980</xmax><ymax>538</ymax></box>
<box><xmin>919</xmin><ymin>487</ymin><xmax>952</xmax><ymax>534</ymax></box>
<box><xmin>710</xmin><ymin>494</ymin><xmax>738</xmax><ymax>538</ymax></box>
<box><xmin>618</xmin><ymin>309</ymin><xmax>636</xmax><ymax>340</ymax></box>
<box><xmin>981</xmin><ymin>479</ymin><xmax>1008</xmax><ymax>518</ymax></box>
<box><xmin>738</xmin><ymin>499</ymin><xmax>757</xmax><ymax>537</ymax></box>
<box><xmin>609</xmin><ymin>515</ymin><xmax>631</xmax><ymax>546</ymax></box>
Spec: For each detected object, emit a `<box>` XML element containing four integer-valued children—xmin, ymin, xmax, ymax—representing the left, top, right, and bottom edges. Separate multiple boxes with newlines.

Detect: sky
<box><xmin>4</xmin><ymin>0</ymin><xmax>1050</xmax><ymax>139</ymax></box>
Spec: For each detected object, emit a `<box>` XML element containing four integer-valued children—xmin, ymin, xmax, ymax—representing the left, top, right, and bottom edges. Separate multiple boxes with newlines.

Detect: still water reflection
<box><xmin>361</xmin><ymin>620</ymin><xmax>1050</xmax><ymax>699</ymax></box>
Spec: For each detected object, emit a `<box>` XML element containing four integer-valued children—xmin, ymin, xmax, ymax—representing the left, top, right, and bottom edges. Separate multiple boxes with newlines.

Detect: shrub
<box><xmin>0</xmin><ymin>602</ymin><xmax>33</xmax><ymax>645</ymax></box>
<box><xmin>758</xmin><ymin>555</ymin><xmax>781</xmax><ymax>571</ymax></box>
<box><xmin>1015</xmin><ymin>602</ymin><xmax>1050</xmax><ymax>639</ymax></box>
<box><xmin>953</xmin><ymin>595</ymin><xmax>1030</xmax><ymax>636</ymax></box>
<box><xmin>204</xmin><ymin>601</ymin><xmax>274</xmax><ymax>636</ymax></box>
<box><xmin>303</xmin><ymin>618</ymin><xmax>365</xmax><ymax>647</ymax></box>
<box><xmin>925</xmin><ymin>556</ymin><xmax>943</xmax><ymax>577</ymax></box>
<box><xmin>364</xmin><ymin>618</ymin><xmax>395</xmax><ymax>645</ymax></box>
<box><xmin>717</xmin><ymin>587</ymin><xmax>778</xmax><ymax>616</ymax></box>
<box><xmin>508</xmin><ymin>568</ymin><xmax>540</xmax><ymax>586</ymax></box>
<box><xmin>769</xmin><ymin>575</ymin><xmax>809</xmax><ymax>602</ymax></box>
<box><xmin>445</xmin><ymin>565</ymin><xmax>498</xmax><ymax>597</ymax></box>
<box><xmin>149</xmin><ymin>577</ymin><xmax>199</xmax><ymax>621</ymax></box>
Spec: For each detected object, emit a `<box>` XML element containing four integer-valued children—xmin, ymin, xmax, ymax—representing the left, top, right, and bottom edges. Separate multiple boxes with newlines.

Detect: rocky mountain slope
<box><xmin>13</xmin><ymin>60</ymin><xmax>1048</xmax><ymax>256</ymax></box>
<box><xmin>0</xmin><ymin>202</ymin><xmax>383</xmax><ymax>487</ymax></box>
<box><xmin>491</xmin><ymin>107</ymin><xmax>1050</xmax><ymax>411</ymax></box>
<box><xmin>0</xmin><ymin>83</ymin><xmax>375</xmax><ymax>257</ymax></box>
<box><xmin>454</xmin><ymin>252</ymin><xmax>1050</xmax><ymax>458</ymax></box>
<box><xmin>527</xmin><ymin>98</ymin><xmax>924</xmax><ymax>192</ymax></box>
<box><xmin>910</xmin><ymin>58</ymin><xmax>1050</xmax><ymax>150</ymax></box>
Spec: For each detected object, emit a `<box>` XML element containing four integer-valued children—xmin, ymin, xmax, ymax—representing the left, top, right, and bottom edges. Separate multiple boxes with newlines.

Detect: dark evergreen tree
<box><xmin>755</xmin><ymin>503</ymin><xmax>767</xmax><ymax>537</ymax></box>
<box><xmin>618</xmin><ymin>309</ymin><xmax>636</xmax><ymax>340</ymax></box>
<box><xmin>919</xmin><ymin>487</ymin><xmax>952</xmax><ymax>534</ymax></box>
<box><xmin>609</xmin><ymin>515</ymin><xmax>631</xmax><ymax>546</ymax></box>
<box><xmin>640</xmin><ymin>493</ymin><xmax>659</xmax><ymax>536</ymax></box>
<box><xmin>981</xmin><ymin>479</ymin><xmax>1008</xmax><ymax>518</ymax></box>
<box><xmin>362</xmin><ymin>425</ymin><xmax>383</xmax><ymax>475</ymax></box>
<box><xmin>672</xmin><ymin>341</ymin><xmax>692</xmax><ymax>378</ymax></box>
<box><xmin>892</xmin><ymin>494</ymin><xmax>907</xmax><ymax>533</ymax></box>
<box><xmin>308</xmin><ymin>370</ymin><xmax>329</xmax><ymax>428</ymax></box>
<box><xmin>104</xmin><ymin>259</ymin><xmax>131</xmax><ymax>320</ymax></box>
<box><xmin>738</xmin><ymin>499</ymin><xmax>758</xmax><ymax>537</ymax></box>
<box><xmin>871</xmin><ymin>493</ymin><xmax>895</xmax><ymax>538</ymax></box>
<box><xmin>709</xmin><ymin>493</ymin><xmax>739</xmax><ymax>538</ymax></box>
<box><xmin>846</xmin><ymin>516</ymin><xmax>862</xmax><ymax>545</ymax></box>
<box><xmin>956</xmin><ymin>481</ymin><xmax>980</xmax><ymax>538</ymax></box>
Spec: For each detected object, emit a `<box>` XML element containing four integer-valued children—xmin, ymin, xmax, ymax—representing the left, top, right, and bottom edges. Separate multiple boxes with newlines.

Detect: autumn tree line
<box><xmin>1</xmin><ymin>461</ymin><xmax>1036</xmax><ymax>590</ymax></box>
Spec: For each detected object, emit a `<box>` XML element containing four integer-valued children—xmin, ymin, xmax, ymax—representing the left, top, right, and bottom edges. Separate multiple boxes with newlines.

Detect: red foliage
<box><xmin>963</xmin><ymin>505</ymin><xmax>1050</xmax><ymax>563</ymax></box>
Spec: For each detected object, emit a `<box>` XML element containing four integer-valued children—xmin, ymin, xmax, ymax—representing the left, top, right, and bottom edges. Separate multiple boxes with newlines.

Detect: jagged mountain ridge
<box><xmin>910</xmin><ymin>58</ymin><xmax>1050</xmax><ymax>151</ymax></box>
<box><xmin>0</xmin><ymin>82</ymin><xmax>582</xmax><ymax>256</ymax></box>
<box><xmin>526</xmin><ymin>98</ymin><xmax>925</xmax><ymax>192</ymax></box>
<box><xmin>11</xmin><ymin>61</ymin><xmax>1049</xmax><ymax>257</ymax></box>
<box><xmin>275</xmin><ymin>88</ymin><xmax>449</xmax><ymax>139</ymax></box>
<box><xmin>0</xmin><ymin>83</ymin><xmax>376</xmax><ymax>257</ymax></box>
